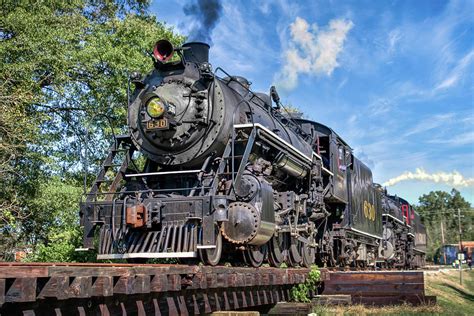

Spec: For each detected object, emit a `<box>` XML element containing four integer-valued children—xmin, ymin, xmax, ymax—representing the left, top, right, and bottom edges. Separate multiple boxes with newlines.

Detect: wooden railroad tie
<box><xmin>0</xmin><ymin>263</ymin><xmax>309</xmax><ymax>315</ymax></box>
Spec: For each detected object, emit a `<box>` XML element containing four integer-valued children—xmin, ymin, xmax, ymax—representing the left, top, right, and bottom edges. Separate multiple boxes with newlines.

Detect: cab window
<box><xmin>338</xmin><ymin>147</ymin><xmax>346</xmax><ymax>172</ymax></box>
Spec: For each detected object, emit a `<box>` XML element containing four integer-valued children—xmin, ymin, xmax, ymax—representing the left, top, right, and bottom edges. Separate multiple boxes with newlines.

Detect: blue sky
<box><xmin>151</xmin><ymin>0</ymin><xmax>474</xmax><ymax>205</ymax></box>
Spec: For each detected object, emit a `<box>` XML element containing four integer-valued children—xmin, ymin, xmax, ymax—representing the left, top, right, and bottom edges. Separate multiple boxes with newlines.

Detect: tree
<box><xmin>0</xmin><ymin>0</ymin><xmax>184</xmax><ymax>259</ymax></box>
<box><xmin>281</xmin><ymin>104</ymin><xmax>305</xmax><ymax>119</ymax></box>
<box><xmin>24</xmin><ymin>177</ymin><xmax>96</xmax><ymax>262</ymax></box>
<box><xmin>415</xmin><ymin>189</ymin><xmax>473</xmax><ymax>261</ymax></box>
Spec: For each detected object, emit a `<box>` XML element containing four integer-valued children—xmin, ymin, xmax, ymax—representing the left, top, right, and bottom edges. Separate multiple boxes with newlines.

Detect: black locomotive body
<box><xmin>377</xmin><ymin>194</ymin><xmax>426</xmax><ymax>268</ymax></box>
<box><xmin>80</xmin><ymin>40</ymin><xmax>426</xmax><ymax>268</ymax></box>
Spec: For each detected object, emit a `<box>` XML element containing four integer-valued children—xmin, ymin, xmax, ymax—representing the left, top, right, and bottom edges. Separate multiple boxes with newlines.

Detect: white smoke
<box><xmin>275</xmin><ymin>17</ymin><xmax>353</xmax><ymax>91</ymax></box>
<box><xmin>383</xmin><ymin>168</ymin><xmax>474</xmax><ymax>188</ymax></box>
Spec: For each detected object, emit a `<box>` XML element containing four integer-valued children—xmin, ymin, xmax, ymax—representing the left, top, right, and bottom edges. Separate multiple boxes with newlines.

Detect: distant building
<box><xmin>461</xmin><ymin>241</ymin><xmax>474</xmax><ymax>259</ymax></box>
<box><xmin>434</xmin><ymin>241</ymin><xmax>474</xmax><ymax>265</ymax></box>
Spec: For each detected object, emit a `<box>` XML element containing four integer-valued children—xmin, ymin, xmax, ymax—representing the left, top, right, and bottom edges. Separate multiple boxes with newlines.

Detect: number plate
<box><xmin>147</xmin><ymin>118</ymin><xmax>169</xmax><ymax>130</ymax></box>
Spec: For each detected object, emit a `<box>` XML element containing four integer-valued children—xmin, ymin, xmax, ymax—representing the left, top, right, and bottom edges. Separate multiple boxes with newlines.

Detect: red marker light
<box><xmin>153</xmin><ymin>40</ymin><xmax>174</xmax><ymax>62</ymax></box>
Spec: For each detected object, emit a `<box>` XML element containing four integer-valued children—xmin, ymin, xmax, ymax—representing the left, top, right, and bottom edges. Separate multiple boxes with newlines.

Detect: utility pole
<box><xmin>456</xmin><ymin>208</ymin><xmax>464</xmax><ymax>286</ymax></box>
<box><xmin>440</xmin><ymin>220</ymin><xmax>446</xmax><ymax>264</ymax></box>
<box><xmin>440</xmin><ymin>220</ymin><xmax>445</xmax><ymax>244</ymax></box>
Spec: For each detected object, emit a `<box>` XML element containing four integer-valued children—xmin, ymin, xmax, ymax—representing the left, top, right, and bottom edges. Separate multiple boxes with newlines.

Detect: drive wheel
<box><xmin>244</xmin><ymin>244</ymin><xmax>267</xmax><ymax>268</ymax></box>
<box><xmin>301</xmin><ymin>241</ymin><xmax>316</xmax><ymax>268</ymax></box>
<box><xmin>288</xmin><ymin>237</ymin><xmax>302</xmax><ymax>267</ymax></box>
<box><xmin>268</xmin><ymin>234</ymin><xmax>285</xmax><ymax>267</ymax></box>
<box><xmin>199</xmin><ymin>226</ymin><xmax>223</xmax><ymax>266</ymax></box>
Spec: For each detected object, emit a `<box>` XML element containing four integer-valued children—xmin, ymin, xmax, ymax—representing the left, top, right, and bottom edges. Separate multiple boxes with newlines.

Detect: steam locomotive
<box><xmin>80</xmin><ymin>40</ymin><xmax>426</xmax><ymax>268</ymax></box>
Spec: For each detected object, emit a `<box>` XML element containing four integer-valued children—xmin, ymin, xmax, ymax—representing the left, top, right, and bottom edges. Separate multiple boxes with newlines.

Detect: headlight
<box><xmin>146</xmin><ymin>97</ymin><xmax>166</xmax><ymax>118</ymax></box>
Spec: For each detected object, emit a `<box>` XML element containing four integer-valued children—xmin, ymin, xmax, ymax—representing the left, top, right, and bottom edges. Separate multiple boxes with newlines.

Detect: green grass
<box><xmin>424</xmin><ymin>268</ymin><xmax>474</xmax><ymax>315</ymax></box>
<box><xmin>311</xmin><ymin>303</ymin><xmax>443</xmax><ymax>315</ymax></box>
<box><xmin>310</xmin><ymin>268</ymin><xmax>474</xmax><ymax>315</ymax></box>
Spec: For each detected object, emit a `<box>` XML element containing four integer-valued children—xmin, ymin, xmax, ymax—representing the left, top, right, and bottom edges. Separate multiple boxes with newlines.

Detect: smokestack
<box><xmin>183</xmin><ymin>42</ymin><xmax>210</xmax><ymax>64</ymax></box>
<box><xmin>183</xmin><ymin>0</ymin><xmax>222</xmax><ymax>45</ymax></box>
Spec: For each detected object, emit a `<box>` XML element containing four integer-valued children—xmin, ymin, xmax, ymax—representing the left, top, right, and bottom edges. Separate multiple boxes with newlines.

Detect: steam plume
<box><xmin>383</xmin><ymin>168</ymin><xmax>474</xmax><ymax>187</ymax></box>
<box><xmin>183</xmin><ymin>0</ymin><xmax>222</xmax><ymax>45</ymax></box>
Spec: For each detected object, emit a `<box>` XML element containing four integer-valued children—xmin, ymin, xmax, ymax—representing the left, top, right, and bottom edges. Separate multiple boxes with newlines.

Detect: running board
<box><xmin>97</xmin><ymin>252</ymin><xmax>197</xmax><ymax>260</ymax></box>
<box><xmin>196</xmin><ymin>245</ymin><xmax>216</xmax><ymax>249</ymax></box>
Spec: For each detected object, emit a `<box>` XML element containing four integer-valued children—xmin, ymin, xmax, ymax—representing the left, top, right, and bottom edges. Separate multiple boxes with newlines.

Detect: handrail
<box><xmin>125</xmin><ymin>170</ymin><xmax>202</xmax><ymax>177</ymax></box>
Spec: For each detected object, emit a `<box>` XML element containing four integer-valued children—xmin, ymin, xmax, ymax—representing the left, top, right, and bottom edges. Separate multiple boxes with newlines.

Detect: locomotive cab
<box><xmin>295</xmin><ymin>119</ymin><xmax>351</xmax><ymax>203</ymax></box>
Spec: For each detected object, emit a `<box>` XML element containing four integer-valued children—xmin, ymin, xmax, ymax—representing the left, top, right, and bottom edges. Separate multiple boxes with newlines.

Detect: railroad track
<box><xmin>0</xmin><ymin>263</ymin><xmax>436</xmax><ymax>315</ymax></box>
<box><xmin>0</xmin><ymin>263</ymin><xmax>310</xmax><ymax>315</ymax></box>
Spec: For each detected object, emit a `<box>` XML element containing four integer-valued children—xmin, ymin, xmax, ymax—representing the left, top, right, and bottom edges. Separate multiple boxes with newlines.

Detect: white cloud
<box><xmin>274</xmin><ymin>17</ymin><xmax>353</xmax><ymax>91</ymax></box>
<box><xmin>461</xmin><ymin>115</ymin><xmax>474</xmax><ymax>125</ymax></box>
<box><xmin>435</xmin><ymin>49</ymin><xmax>474</xmax><ymax>90</ymax></box>
<box><xmin>367</xmin><ymin>97</ymin><xmax>395</xmax><ymax>117</ymax></box>
<box><xmin>387</xmin><ymin>28</ymin><xmax>402</xmax><ymax>54</ymax></box>
<box><xmin>275</xmin><ymin>0</ymin><xmax>300</xmax><ymax>18</ymax></box>
<box><xmin>434</xmin><ymin>49</ymin><xmax>474</xmax><ymax>91</ymax></box>
<box><xmin>403</xmin><ymin>113</ymin><xmax>455</xmax><ymax>137</ymax></box>
<box><xmin>210</xmin><ymin>2</ymin><xmax>275</xmax><ymax>77</ymax></box>
<box><xmin>383</xmin><ymin>168</ymin><xmax>474</xmax><ymax>188</ymax></box>
<box><xmin>337</xmin><ymin>77</ymin><xmax>348</xmax><ymax>90</ymax></box>
<box><xmin>347</xmin><ymin>114</ymin><xmax>357</xmax><ymax>124</ymax></box>
<box><xmin>429</xmin><ymin>131</ymin><xmax>474</xmax><ymax>147</ymax></box>
<box><xmin>258</xmin><ymin>2</ymin><xmax>271</xmax><ymax>15</ymax></box>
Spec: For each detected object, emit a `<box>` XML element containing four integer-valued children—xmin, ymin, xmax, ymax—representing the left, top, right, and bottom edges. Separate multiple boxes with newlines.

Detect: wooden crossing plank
<box><xmin>327</xmin><ymin>271</ymin><xmax>424</xmax><ymax>284</ymax></box>
<box><xmin>323</xmin><ymin>283</ymin><xmax>425</xmax><ymax>296</ymax></box>
<box><xmin>323</xmin><ymin>271</ymin><xmax>426</xmax><ymax>297</ymax></box>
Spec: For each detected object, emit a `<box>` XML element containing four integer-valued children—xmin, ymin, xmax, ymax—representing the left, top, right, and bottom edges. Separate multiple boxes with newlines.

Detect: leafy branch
<box><xmin>291</xmin><ymin>265</ymin><xmax>321</xmax><ymax>303</ymax></box>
